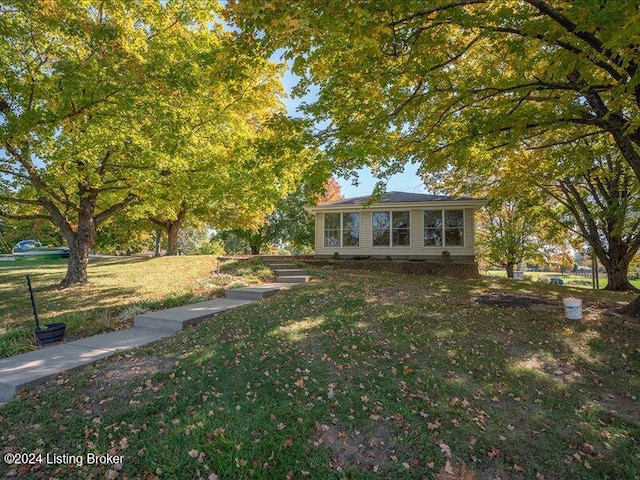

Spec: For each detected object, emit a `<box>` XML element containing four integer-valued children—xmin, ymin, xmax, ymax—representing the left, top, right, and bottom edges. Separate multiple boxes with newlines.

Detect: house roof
<box><xmin>309</xmin><ymin>191</ymin><xmax>485</xmax><ymax>212</ymax></box>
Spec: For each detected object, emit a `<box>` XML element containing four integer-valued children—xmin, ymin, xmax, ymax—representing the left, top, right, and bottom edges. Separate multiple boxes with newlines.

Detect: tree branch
<box><xmin>389</xmin><ymin>0</ymin><xmax>486</xmax><ymax>26</ymax></box>
<box><xmin>477</xmin><ymin>24</ymin><xmax>626</xmax><ymax>82</ymax></box>
<box><xmin>524</xmin><ymin>0</ymin><xmax>631</xmax><ymax>75</ymax></box>
<box><xmin>524</xmin><ymin>130</ymin><xmax>605</xmax><ymax>150</ymax></box>
<box><xmin>0</xmin><ymin>212</ymin><xmax>51</xmax><ymax>221</ymax></box>
<box><xmin>94</xmin><ymin>193</ymin><xmax>138</xmax><ymax>226</ymax></box>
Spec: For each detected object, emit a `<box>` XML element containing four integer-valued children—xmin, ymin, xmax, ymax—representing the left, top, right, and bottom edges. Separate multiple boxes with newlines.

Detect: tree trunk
<box><xmin>505</xmin><ymin>262</ymin><xmax>515</xmax><ymax>278</ymax></box>
<box><xmin>61</xmin><ymin>235</ymin><xmax>92</xmax><ymax>287</ymax></box>
<box><xmin>250</xmin><ymin>244</ymin><xmax>260</xmax><ymax>255</ymax></box>
<box><xmin>167</xmin><ymin>222</ymin><xmax>180</xmax><ymax>256</ymax></box>
<box><xmin>154</xmin><ymin>229</ymin><xmax>162</xmax><ymax>257</ymax></box>
<box><xmin>598</xmin><ymin>241</ymin><xmax>638</xmax><ymax>292</ymax></box>
<box><xmin>603</xmin><ymin>262</ymin><xmax>637</xmax><ymax>291</ymax></box>
<box><xmin>164</xmin><ymin>210</ymin><xmax>186</xmax><ymax>256</ymax></box>
<box><xmin>60</xmin><ymin>196</ymin><xmax>96</xmax><ymax>288</ymax></box>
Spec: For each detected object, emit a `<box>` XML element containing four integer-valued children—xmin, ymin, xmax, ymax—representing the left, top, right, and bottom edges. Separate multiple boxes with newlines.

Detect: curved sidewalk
<box><xmin>0</xmin><ymin>261</ymin><xmax>312</xmax><ymax>404</ymax></box>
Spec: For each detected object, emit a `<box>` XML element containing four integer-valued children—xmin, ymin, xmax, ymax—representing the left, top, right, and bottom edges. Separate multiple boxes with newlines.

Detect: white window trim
<box><xmin>372</xmin><ymin>210</ymin><xmax>411</xmax><ymax>248</ymax></box>
<box><xmin>423</xmin><ymin>209</ymin><xmax>465</xmax><ymax>248</ymax></box>
<box><xmin>342</xmin><ymin>212</ymin><xmax>361</xmax><ymax>247</ymax></box>
<box><xmin>324</xmin><ymin>212</ymin><xmax>361</xmax><ymax>248</ymax></box>
<box><xmin>324</xmin><ymin>212</ymin><xmax>342</xmax><ymax>248</ymax></box>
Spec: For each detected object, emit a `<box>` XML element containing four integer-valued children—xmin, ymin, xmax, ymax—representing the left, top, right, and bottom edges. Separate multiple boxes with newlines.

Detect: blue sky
<box><xmin>279</xmin><ymin>65</ymin><xmax>427</xmax><ymax>198</ymax></box>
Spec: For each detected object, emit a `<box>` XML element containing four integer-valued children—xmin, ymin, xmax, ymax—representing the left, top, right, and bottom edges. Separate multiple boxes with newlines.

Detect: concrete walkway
<box><xmin>262</xmin><ymin>257</ymin><xmax>312</xmax><ymax>284</ymax></box>
<box><xmin>0</xmin><ymin>329</ymin><xmax>170</xmax><ymax>403</ymax></box>
<box><xmin>0</xmin><ymin>259</ymin><xmax>311</xmax><ymax>404</ymax></box>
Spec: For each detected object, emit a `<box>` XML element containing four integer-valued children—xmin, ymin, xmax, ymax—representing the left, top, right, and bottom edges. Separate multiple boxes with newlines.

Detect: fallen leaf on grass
<box><xmin>427</xmin><ymin>419</ymin><xmax>441</xmax><ymax>430</ymax></box>
<box><xmin>438</xmin><ymin>441</ymin><xmax>452</xmax><ymax>458</ymax></box>
<box><xmin>436</xmin><ymin>461</ymin><xmax>477</xmax><ymax>480</ymax></box>
<box><xmin>580</xmin><ymin>443</ymin><xmax>596</xmax><ymax>456</ymax></box>
<box><xmin>487</xmin><ymin>447</ymin><xmax>502</xmax><ymax>458</ymax></box>
<box><xmin>444</xmin><ymin>460</ymin><xmax>453</xmax><ymax>474</ymax></box>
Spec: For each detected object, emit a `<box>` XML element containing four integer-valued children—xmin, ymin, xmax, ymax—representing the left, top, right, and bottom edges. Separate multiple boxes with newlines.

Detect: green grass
<box><xmin>1</xmin><ymin>268</ymin><xmax>638</xmax><ymax>479</ymax></box>
<box><xmin>484</xmin><ymin>269</ymin><xmax>640</xmax><ymax>290</ymax></box>
<box><xmin>0</xmin><ymin>256</ymin><xmax>273</xmax><ymax>358</ymax></box>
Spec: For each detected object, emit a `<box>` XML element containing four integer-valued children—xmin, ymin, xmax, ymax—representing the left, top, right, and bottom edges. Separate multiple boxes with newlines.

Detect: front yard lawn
<box><xmin>0</xmin><ymin>256</ymin><xmax>272</xmax><ymax>358</ymax></box>
<box><xmin>1</xmin><ymin>269</ymin><xmax>638</xmax><ymax>479</ymax></box>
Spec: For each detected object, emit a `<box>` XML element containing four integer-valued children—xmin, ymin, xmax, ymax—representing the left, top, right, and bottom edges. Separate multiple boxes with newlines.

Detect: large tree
<box><xmin>429</xmin><ymin>140</ymin><xmax>640</xmax><ymax>291</ymax></box>
<box><xmin>539</xmin><ymin>152</ymin><xmax>640</xmax><ymax>291</ymax></box>
<box><xmin>220</xmin><ymin>177</ymin><xmax>342</xmax><ymax>255</ymax></box>
<box><xmin>229</xmin><ymin>0</ymin><xmax>640</xmax><ymax>310</ymax></box>
<box><xmin>477</xmin><ymin>198</ymin><xmax>547</xmax><ymax>278</ymax></box>
<box><xmin>229</xmin><ymin>1</ymin><xmax>640</xmax><ymax>182</ymax></box>
<box><xmin>146</xmin><ymin>114</ymin><xmax>320</xmax><ymax>256</ymax></box>
<box><xmin>0</xmin><ymin>1</ymin><xmax>288</xmax><ymax>285</ymax></box>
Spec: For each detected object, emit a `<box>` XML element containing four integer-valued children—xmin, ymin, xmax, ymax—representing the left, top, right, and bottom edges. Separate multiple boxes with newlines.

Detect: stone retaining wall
<box><xmin>302</xmin><ymin>259</ymin><xmax>480</xmax><ymax>279</ymax></box>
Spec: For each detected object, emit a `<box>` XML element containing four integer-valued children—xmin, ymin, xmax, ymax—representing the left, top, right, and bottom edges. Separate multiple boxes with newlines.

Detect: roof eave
<box><xmin>308</xmin><ymin>199</ymin><xmax>487</xmax><ymax>213</ymax></box>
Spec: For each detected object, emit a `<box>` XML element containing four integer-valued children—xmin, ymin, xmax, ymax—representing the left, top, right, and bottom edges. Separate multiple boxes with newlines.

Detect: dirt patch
<box><xmin>437</xmin><ymin>461</ymin><xmax>478</xmax><ymax>480</ymax></box>
<box><xmin>310</xmin><ymin>422</ymin><xmax>407</xmax><ymax>473</ymax></box>
<box><xmin>595</xmin><ymin>395</ymin><xmax>640</xmax><ymax>428</ymax></box>
<box><xmin>87</xmin><ymin>354</ymin><xmax>175</xmax><ymax>394</ymax></box>
<box><xmin>476</xmin><ymin>293</ymin><xmax>557</xmax><ymax>310</ymax></box>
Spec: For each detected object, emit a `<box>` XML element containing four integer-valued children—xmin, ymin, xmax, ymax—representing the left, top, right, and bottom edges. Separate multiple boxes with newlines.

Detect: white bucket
<box><xmin>563</xmin><ymin>297</ymin><xmax>582</xmax><ymax>320</ymax></box>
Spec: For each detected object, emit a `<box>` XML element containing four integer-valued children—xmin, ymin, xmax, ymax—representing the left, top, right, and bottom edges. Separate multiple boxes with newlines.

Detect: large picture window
<box><xmin>373</xmin><ymin>211</ymin><xmax>410</xmax><ymax>246</ymax></box>
<box><xmin>424</xmin><ymin>210</ymin><xmax>464</xmax><ymax>247</ymax></box>
<box><xmin>324</xmin><ymin>212</ymin><xmax>360</xmax><ymax>247</ymax></box>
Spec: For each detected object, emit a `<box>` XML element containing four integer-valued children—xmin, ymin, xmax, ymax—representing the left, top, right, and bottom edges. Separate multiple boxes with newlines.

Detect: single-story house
<box><xmin>308</xmin><ymin>191</ymin><xmax>486</xmax><ymax>261</ymax></box>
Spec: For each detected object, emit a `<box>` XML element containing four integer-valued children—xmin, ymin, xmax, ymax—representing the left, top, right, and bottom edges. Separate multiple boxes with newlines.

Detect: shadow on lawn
<box><xmin>152</xmin><ymin>272</ymin><xmax>638</xmax><ymax>478</ymax></box>
<box><xmin>236</xmin><ymin>273</ymin><xmax>639</xmax><ymax>478</ymax></box>
<box><xmin>0</xmin><ymin>271</ymin><xmax>637</xmax><ymax>479</ymax></box>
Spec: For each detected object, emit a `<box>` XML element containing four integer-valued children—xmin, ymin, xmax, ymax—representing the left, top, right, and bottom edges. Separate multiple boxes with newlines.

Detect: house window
<box><xmin>372</xmin><ymin>212</ymin><xmax>390</xmax><ymax>246</ymax></box>
<box><xmin>343</xmin><ymin>212</ymin><xmax>360</xmax><ymax>246</ymax></box>
<box><xmin>373</xmin><ymin>211</ymin><xmax>410</xmax><ymax>246</ymax></box>
<box><xmin>392</xmin><ymin>211</ymin><xmax>411</xmax><ymax>246</ymax></box>
<box><xmin>324</xmin><ymin>213</ymin><xmax>341</xmax><ymax>247</ymax></box>
<box><xmin>324</xmin><ymin>212</ymin><xmax>360</xmax><ymax>247</ymax></box>
<box><xmin>424</xmin><ymin>210</ymin><xmax>464</xmax><ymax>247</ymax></box>
<box><xmin>444</xmin><ymin>210</ymin><xmax>464</xmax><ymax>246</ymax></box>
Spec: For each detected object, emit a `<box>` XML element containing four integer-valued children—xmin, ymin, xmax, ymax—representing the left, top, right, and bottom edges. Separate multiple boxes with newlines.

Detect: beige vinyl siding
<box><xmin>410</xmin><ymin>209</ymin><xmax>422</xmax><ymax>250</ymax></box>
<box><xmin>314</xmin><ymin>213</ymin><xmax>324</xmax><ymax>252</ymax></box>
<box><xmin>360</xmin><ymin>211</ymin><xmax>372</xmax><ymax>250</ymax></box>
<box><xmin>464</xmin><ymin>208</ymin><xmax>475</xmax><ymax>250</ymax></box>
